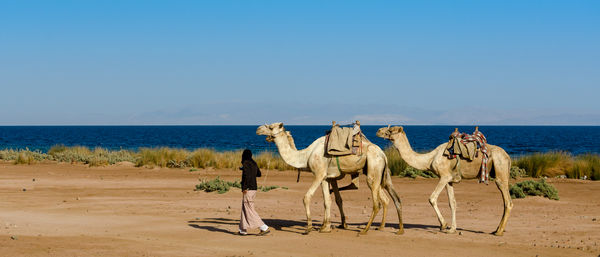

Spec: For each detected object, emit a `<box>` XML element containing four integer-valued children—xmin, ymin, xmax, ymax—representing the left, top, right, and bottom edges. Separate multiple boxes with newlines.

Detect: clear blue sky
<box><xmin>1</xmin><ymin>0</ymin><xmax>598</xmax><ymax>125</ymax></box>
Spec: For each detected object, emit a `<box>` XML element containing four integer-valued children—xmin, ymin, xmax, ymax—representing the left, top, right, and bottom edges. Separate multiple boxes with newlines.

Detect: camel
<box><xmin>284</xmin><ymin>130</ymin><xmax>360</xmax><ymax>189</ymax></box>
<box><xmin>257</xmin><ymin>122</ymin><xmax>404</xmax><ymax>235</ymax></box>
<box><xmin>376</xmin><ymin>126</ymin><xmax>513</xmax><ymax>236</ymax></box>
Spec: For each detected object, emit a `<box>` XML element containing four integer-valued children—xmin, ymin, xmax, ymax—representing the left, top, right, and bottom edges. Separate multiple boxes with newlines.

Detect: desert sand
<box><xmin>1</xmin><ymin>162</ymin><xmax>599</xmax><ymax>257</ymax></box>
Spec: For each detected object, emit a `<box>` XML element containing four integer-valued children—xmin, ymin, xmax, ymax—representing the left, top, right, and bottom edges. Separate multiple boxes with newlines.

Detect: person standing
<box><xmin>237</xmin><ymin>149</ymin><xmax>270</xmax><ymax>236</ymax></box>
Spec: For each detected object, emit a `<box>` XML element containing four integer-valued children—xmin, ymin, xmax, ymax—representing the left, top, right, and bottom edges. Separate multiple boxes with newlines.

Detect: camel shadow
<box><xmin>400</xmin><ymin>223</ymin><xmax>486</xmax><ymax>234</ymax></box>
<box><xmin>188</xmin><ymin>217</ymin><xmax>486</xmax><ymax>235</ymax></box>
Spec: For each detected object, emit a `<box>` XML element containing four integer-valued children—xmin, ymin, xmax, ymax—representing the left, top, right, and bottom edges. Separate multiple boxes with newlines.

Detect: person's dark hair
<box><xmin>242</xmin><ymin>149</ymin><xmax>253</xmax><ymax>163</ymax></box>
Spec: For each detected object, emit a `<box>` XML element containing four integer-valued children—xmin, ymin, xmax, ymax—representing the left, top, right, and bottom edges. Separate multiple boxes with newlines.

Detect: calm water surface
<box><xmin>0</xmin><ymin>126</ymin><xmax>598</xmax><ymax>155</ymax></box>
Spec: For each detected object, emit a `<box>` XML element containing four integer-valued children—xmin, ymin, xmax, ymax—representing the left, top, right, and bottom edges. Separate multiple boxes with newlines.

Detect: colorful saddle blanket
<box><xmin>443</xmin><ymin>128</ymin><xmax>490</xmax><ymax>183</ymax></box>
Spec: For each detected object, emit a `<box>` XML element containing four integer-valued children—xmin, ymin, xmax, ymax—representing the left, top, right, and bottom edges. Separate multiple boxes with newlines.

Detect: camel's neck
<box><xmin>272</xmin><ymin>132</ymin><xmax>314</xmax><ymax>169</ymax></box>
<box><xmin>391</xmin><ymin>133</ymin><xmax>436</xmax><ymax>171</ymax></box>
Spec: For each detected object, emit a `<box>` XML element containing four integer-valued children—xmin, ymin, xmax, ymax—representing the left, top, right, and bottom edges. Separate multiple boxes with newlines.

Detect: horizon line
<box><xmin>0</xmin><ymin>124</ymin><xmax>599</xmax><ymax>127</ymax></box>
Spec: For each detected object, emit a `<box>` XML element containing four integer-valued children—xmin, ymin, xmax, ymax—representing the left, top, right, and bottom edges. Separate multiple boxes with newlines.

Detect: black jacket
<box><xmin>241</xmin><ymin>159</ymin><xmax>261</xmax><ymax>191</ymax></box>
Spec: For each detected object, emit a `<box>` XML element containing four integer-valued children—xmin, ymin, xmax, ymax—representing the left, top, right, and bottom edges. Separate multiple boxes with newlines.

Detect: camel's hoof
<box><xmin>319</xmin><ymin>224</ymin><xmax>332</xmax><ymax>233</ymax></box>
<box><xmin>493</xmin><ymin>231</ymin><xmax>504</xmax><ymax>236</ymax></box>
<box><xmin>302</xmin><ymin>227</ymin><xmax>313</xmax><ymax>235</ymax></box>
<box><xmin>439</xmin><ymin>222</ymin><xmax>449</xmax><ymax>231</ymax></box>
<box><xmin>337</xmin><ymin>223</ymin><xmax>348</xmax><ymax>229</ymax></box>
<box><xmin>358</xmin><ymin>230</ymin><xmax>368</xmax><ymax>236</ymax></box>
<box><xmin>443</xmin><ymin>229</ymin><xmax>457</xmax><ymax>234</ymax></box>
<box><xmin>396</xmin><ymin>229</ymin><xmax>404</xmax><ymax>235</ymax></box>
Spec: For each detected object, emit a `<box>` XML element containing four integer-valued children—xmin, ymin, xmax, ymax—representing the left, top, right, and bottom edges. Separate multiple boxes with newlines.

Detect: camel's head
<box><xmin>256</xmin><ymin>122</ymin><xmax>285</xmax><ymax>142</ymax></box>
<box><xmin>376</xmin><ymin>125</ymin><xmax>404</xmax><ymax>140</ymax></box>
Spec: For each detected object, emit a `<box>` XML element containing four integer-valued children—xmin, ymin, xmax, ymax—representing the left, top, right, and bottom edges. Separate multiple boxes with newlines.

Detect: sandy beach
<box><xmin>0</xmin><ymin>162</ymin><xmax>598</xmax><ymax>257</ymax></box>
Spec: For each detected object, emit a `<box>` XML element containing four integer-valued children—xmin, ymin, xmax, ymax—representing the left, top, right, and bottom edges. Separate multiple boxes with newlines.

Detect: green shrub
<box><xmin>47</xmin><ymin>146</ymin><xmax>136</xmax><ymax>166</ymax></box>
<box><xmin>509</xmin><ymin>179</ymin><xmax>559</xmax><ymax>200</ymax></box>
<box><xmin>398</xmin><ymin>166</ymin><xmax>438</xmax><ymax>179</ymax></box>
<box><xmin>259</xmin><ymin>185</ymin><xmax>279</xmax><ymax>192</ymax></box>
<box><xmin>510</xmin><ymin>166</ymin><xmax>527</xmax><ymax>179</ymax></box>
<box><xmin>7</xmin><ymin>148</ymin><xmax>47</xmax><ymax>164</ymax></box>
<box><xmin>195</xmin><ymin>176</ymin><xmax>241</xmax><ymax>194</ymax></box>
<box><xmin>509</xmin><ymin>184</ymin><xmax>526</xmax><ymax>198</ymax></box>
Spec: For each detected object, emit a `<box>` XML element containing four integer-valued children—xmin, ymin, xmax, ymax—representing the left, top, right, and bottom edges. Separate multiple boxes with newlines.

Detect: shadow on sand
<box><xmin>187</xmin><ymin>217</ymin><xmax>486</xmax><ymax>235</ymax></box>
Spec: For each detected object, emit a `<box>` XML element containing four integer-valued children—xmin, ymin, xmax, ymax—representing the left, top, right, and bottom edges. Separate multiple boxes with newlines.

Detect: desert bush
<box><xmin>259</xmin><ymin>185</ymin><xmax>280</xmax><ymax>192</ymax></box>
<box><xmin>49</xmin><ymin>145</ymin><xmax>93</xmax><ymax>163</ymax></box>
<box><xmin>0</xmin><ymin>149</ymin><xmax>18</xmax><ymax>160</ymax></box>
<box><xmin>47</xmin><ymin>145</ymin><xmax>136</xmax><ymax>166</ymax></box>
<box><xmin>509</xmin><ymin>179</ymin><xmax>559</xmax><ymax>200</ymax></box>
<box><xmin>195</xmin><ymin>176</ymin><xmax>241</xmax><ymax>194</ymax></box>
<box><xmin>102</xmin><ymin>149</ymin><xmax>137</xmax><ymax>164</ymax></box>
<box><xmin>0</xmin><ymin>148</ymin><xmax>48</xmax><ymax>164</ymax></box>
<box><xmin>515</xmin><ymin>151</ymin><xmax>572</xmax><ymax>177</ymax></box>
<box><xmin>398</xmin><ymin>166</ymin><xmax>439</xmax><ymax>179</ymax></box>
<box><xmin>510</xmin><ymin>166</ymin><xmax>527</xmax><ymax>179</ymax></box>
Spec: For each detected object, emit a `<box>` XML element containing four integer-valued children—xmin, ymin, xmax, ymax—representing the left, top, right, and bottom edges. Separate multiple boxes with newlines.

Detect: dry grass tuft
<box><xmin>567</xmin><ymin>154</ymin><xmax>600</xmax><ymax>180</ymax></box>
<box><xmin>514</xmin><ymin>151</ymin><xmax>573</xmax><ymax>178</ymax></box>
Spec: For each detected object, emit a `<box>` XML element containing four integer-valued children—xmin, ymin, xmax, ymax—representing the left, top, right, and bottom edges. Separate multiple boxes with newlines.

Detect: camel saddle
<box><xmin>443</xmin><ymin>127</ymin><xmax>490</xmax><ymax>184</ymax></box>
<box><xmin>325</xmin><ymin>121</ymin><xmax>363</xmax><ymax>156</ymax></box>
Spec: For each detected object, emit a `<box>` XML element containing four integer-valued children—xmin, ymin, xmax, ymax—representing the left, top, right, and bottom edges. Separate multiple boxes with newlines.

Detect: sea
<box><xmin>0</xmin><ymin>126</ymin><xmax>598</xmax><ymax>156</ymax></box>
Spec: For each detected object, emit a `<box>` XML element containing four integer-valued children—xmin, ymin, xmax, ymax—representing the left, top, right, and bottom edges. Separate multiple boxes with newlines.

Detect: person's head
<box><xmin>242</xmin><ymin>149</ymin><xmax>252</xmax><ymax>162</ymax></box>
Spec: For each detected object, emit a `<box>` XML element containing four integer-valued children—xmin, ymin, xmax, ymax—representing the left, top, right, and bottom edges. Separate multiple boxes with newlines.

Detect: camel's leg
<box><xmin>494</xmin><ymin>178</ymin><xmax>513</xmax><ymax>236</ymax></box>
<box><xmin>383</xmin><ymin>168</ymin><xmax>404</xmax><ymax>234</ymax></box>
<box><xmin>330</xmin><ymin>180</ymin><xmax>348</xmax><ymax>229</ymax></box>
<box><xmin>359</xmin><ymin>177</ymin><xmax>381</xmax><ymax>235</ymax></box>
<box><xmin>429</xmin><ymin>175</ymin><xmax>452</xmax><ymax>231</ymax></box>
<box><xmin>376</xmin><ymin>188</ymin><xmax>389</xmax><ymax>231</ymax></box>
<box><xmin>303</xmin><ymin>174</ymin><xmax>326</xmax><ymax>235</ymax></box>
<box><xmin>444</xmin><ymin>182</ymin><xmax>457</xmax><ymax>234</ymax></box>
<box><xmin>491</xmin><ymin>151</ymin><xmax>514</xmax><ymax>236</ymax></box>
<box><xmin>319</xmin><ymin>180</ymin><xmax>332</xmax><ymax>233</ymax></box>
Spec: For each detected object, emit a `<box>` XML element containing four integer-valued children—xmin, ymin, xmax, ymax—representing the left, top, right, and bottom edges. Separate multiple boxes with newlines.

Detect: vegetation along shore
<box><xmin>1</xmin><ymin>146</ymin><xmax>598</xmax><ymax>181</ymax></box>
